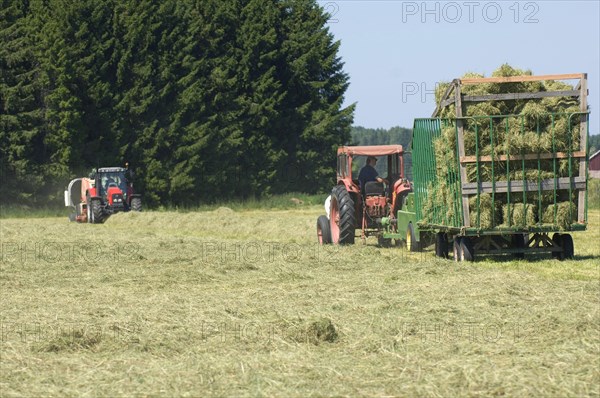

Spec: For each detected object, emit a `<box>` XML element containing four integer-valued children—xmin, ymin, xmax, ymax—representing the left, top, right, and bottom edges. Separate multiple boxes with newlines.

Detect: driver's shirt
<box><xmin>358</xmin><ymin>165</ymin><xmax>379</xmax><ymax>192</ymax></box>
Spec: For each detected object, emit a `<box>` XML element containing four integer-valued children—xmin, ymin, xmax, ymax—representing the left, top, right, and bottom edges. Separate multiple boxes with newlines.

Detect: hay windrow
<box><xmin>423</xmin><ymin>64</ymin><xmax>584</xmax><ymax>229</ymax></box>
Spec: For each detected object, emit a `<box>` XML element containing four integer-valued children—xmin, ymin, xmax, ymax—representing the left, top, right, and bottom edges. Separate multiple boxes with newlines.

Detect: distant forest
<box><xmin>0</xmin><ymin>0</ymin><xmax>354</xmax><ymax>206</ymax></box>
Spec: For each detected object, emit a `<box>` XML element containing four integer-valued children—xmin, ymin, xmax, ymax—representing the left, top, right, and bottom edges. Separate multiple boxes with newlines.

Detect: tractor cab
<box><xmin>94</xmin><ymin>168</ymin><xmax>129</xmax><ymax>205</ymax></box>
<box><xmin>91</xmin><ymin>167</ymin><xmax>130</xmax><ymax>209</ymax></box>
<box><xmin>65</xmin><ymin>164</ymin><xmax>141</xmax><ymax>224</ymax></box>
<box><xmin>318</xmin><ymin>145</ymin><xmax>413</xmax><ymax>245</ymax></box>
<box><xmin>336</xmin><ymin>145</ymin><xmax>411</xmax><ymax>212</ymax></box>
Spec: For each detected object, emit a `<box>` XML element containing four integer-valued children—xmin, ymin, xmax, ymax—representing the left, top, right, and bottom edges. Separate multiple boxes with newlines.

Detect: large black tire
<box><xmin>131</xmin><ymin>197</ymin><xmax>142</xmax><ymax>212</ymax></box>
<box><xmin>317</xmin><ymin>215</ymin><xmax>332</xmax><ymax>245</ymax></box>
<box><xmin>91</xmin><ymin>199</ymin><xmax>105</xmax><ymax>224</ymax></box>
<box><xmin>435</xmin><ymin>232</ymin><xmax>448</xmax><ymax>258</ymax></box>
<box><xmin>558</xmin><ymin>234</ymin><xmax>574</xmax><ymax>261</ymax></box>
<box><xmin>406</xmin><ymin>223</ymin><xmax>420</xmax><ymax>252</ymax></box>
<box><xmin>460</xmin><ymin>237</ymin><xmax>474</xmax><ymax>262</ymax></box>
<box><xmin>512</xmin><ymin>234</ymin><xmax>526</xmax><ymax>259</ymax></box>
<box><xmin>551</xmin><ymin>233</ymin><xmax>562</xmax><ymax>259</ymax></box>
<box><xmin>330</xmin><ymin>185</ymin><xmax>355</xmax><ymax>244</ymax></box>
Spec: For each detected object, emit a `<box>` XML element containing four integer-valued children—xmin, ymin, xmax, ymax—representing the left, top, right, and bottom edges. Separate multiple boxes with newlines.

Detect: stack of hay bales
<box><xmin>422</xmin><ymin>64</ymin><xmax>581</xmax><ymax>230</ymax></box>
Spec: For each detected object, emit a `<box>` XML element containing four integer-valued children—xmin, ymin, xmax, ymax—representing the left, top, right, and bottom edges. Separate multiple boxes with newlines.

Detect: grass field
<box><xmin>1</xmin><ymin>203</ymin><xmax>599</xmax><ymax>397</ymax></box>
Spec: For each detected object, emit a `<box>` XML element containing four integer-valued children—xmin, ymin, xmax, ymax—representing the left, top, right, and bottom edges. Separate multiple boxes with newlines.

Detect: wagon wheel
<box><xmin>453</xmin><ymin>237</ymin><xmax>462</xmax><ymax>262</ymax></box>
<box><xmin>551</xmin><ymin>233</ymin><xmax>562</xmax><ymax>259</ymax></box>
<box><xmin>511</xmin><ymin>234</ymin><xmax>526</xmax><ymax>259</ymax></box>
<box><xmin>435</xmin><ymin>232</ymin><xmax>448</xmax><ymax>258</ymax></box>
<box><xmin>406</xmin><ymin>223</ymin><xmax>420</xmax><ymax>252</ymax></box>
<box><xmin>460</xmin><ymin>237</ymin><xmax>474</xmax><ymax>262</ymax></box>
<box><xmin>558</xmin><ymin>234</ymin><xmax>574</xmax><ymax>261</ymax></box>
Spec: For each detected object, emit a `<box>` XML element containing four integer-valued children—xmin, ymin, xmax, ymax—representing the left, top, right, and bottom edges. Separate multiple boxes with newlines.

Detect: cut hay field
<box><xmin>1</xmin><ymin>206</ymin><xmax>599</xmax><ymax>397</ymax></box>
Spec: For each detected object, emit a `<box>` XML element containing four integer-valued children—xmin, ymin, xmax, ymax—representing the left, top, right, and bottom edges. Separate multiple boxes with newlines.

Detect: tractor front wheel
<box><xmin>317</xmin><ymin>215</ymin><xmax>332</xmax><ymax>245</ymax></box>
<box><xmin>131</xmin><ymin>197</ymin><xmax>142</xmax><ymax>212</ymax></box>
<box><xmin>330</xmin><ymin>185</ymin><xmax>355</xmax><ymax>244</ymax></box>
<box><xmin>91</xmin><ymin>199</ymin><xmax>104</xmax><ymax>224</ymax></box>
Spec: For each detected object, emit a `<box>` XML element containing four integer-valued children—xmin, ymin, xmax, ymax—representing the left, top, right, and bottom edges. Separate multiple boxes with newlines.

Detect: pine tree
<box><xmin>0</xmin><ymin>0</ymin><xmax>46</xmax><ymax>203</ymax></box>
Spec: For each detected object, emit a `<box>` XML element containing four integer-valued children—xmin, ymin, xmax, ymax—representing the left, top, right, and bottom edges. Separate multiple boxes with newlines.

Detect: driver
<box><xmin>358</xmin><ymin>156</ymin><xmax>386</xmax><ymax>194</ymax></box>
<box><xmin>105</xmin><ymin>177</ymin><xmax>116</xmax><ymax>190</ymax></box>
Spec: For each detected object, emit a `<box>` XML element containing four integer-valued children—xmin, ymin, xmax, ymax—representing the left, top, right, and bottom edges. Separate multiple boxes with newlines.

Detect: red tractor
<box><xmin>64</xmin><ymin>166</ymin><xmax>142</xmax><ymax>223</ymax></box>
<box><xmin>317</xmin><ymin>145</ymin><xmax>413</xmax><ymax>246</ymax></box>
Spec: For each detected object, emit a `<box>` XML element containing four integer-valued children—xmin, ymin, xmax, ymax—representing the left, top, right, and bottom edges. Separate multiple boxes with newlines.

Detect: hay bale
<box><xmin>428</xmin><ymin>64</ymin><xmax>583</xmax><ymax>230</ymax></box>
<box><xmin>521</xmin><ymin>102</ymin><xmax>550</xmax><ymax>120</ymax></box>
<box><xmin>543</xmin><ymin>202</ymin><xmax>576</xmax><ymax>230</ymax></box>
<box><xmin>503</xmin><ymin>203</ymin><xmax>536</xmax><ymax>227</ymax></box>
<box><xmin>469</xmin><ymin>193</ymin><xmax>494</xmax><ymax>229</ymax></box>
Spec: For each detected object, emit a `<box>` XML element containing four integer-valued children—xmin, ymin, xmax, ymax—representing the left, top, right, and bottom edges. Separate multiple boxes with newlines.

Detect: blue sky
<box><xmin>319</xmin><ymin>1</ymin><xmax>600</xmax><ymax>134</ymax></box>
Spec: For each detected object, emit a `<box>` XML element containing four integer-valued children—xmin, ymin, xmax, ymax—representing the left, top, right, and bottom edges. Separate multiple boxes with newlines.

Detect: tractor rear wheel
<box><xmin>91</xmin><ymin>199</ymin><xmax>104</xmax><ymax>224</ymax></box>
<box><xmin>330</xmin><ymin>185</ymin><xmax>355</xmax><ymax>244</ymax></box>
<box><xmin>131</xmin><ymin>197</ymin><xmax>142</xmax><ymax>212</ymax></box>
<box><xmin>317</xmin><ymin>215</ymin><xmax>332</xmax><ymax>244</ymax></box>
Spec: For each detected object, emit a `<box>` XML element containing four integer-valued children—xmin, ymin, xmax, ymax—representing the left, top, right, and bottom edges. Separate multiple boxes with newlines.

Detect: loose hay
<box><xmin>423</xmin><ymin>64</ymin><xmax>584</xmax><ymax>229</ymax></box>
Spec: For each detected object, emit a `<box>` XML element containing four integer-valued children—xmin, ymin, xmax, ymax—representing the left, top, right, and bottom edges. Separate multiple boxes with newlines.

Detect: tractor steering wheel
<box><xmin>108</xmin><ymin>183</ymin><xmax>118</xmax><ymax>188</ymax></box>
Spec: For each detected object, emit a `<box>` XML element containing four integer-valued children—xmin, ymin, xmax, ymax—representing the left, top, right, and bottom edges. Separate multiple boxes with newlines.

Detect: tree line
<box><xmin>351</xmin><ymin>126</ymin><xmax>413</xmax><ymax>178</ymax></box>
<box><xmin>0</xmin><ymin>0</ymin><xmax>354</xmax><ymax>206</ymax></box>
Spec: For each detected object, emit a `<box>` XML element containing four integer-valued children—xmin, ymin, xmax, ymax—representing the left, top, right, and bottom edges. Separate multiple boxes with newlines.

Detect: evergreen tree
<box><xmin>0</xmin><ymin>0</ymin><xmax>46</xmax><ymax>203</ymax></box>
<box><xmin>1</xmin><ymin>0</ymin><xmax>355</xmax><ymax>206</ymax></box>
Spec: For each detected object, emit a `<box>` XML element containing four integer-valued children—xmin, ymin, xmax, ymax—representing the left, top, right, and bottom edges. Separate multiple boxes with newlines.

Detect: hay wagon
<box><xmin>407</xmin><ymin>73</ymin><xmax>590</xmax><ymax>261</ymax></box>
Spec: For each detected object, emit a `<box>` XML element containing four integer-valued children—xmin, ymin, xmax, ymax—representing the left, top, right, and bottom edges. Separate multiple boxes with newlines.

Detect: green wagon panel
<box><xmin>412</xmin><ymin>113</ymin><xmax>589</xmax><ymax>234</ymax></box>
